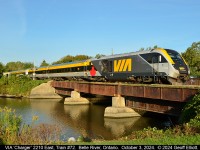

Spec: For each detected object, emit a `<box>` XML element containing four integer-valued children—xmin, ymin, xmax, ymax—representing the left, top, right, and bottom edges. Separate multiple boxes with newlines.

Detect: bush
<box><xmin>0</xmin><ymin>107</ymin><xmax>22</xmax><ymax>144</ymax></box>
<box><xmin>180</xmin><ymin>92</ymin><xmax>200</xmax><ymax>124</ymax></box>
<box><xmin>0</xmin><ymin>107</ymin><xmax>62</xmax><ymax>145</ymax></box>
<box><xmin>0</xmin><ymin>76</ymin><xmax>48</xmax><ymax>97</ymax></box>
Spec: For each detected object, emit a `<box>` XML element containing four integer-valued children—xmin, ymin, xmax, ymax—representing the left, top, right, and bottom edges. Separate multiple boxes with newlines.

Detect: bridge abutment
<box><xmin>64</xmin><ymin>91</ymin><xmax>90</xmax><ymax>105</ymax></box>
<box><xmin>104</xmin><ymin>96</ymin><xmax>140</xmax><ymax>118</ymax></box>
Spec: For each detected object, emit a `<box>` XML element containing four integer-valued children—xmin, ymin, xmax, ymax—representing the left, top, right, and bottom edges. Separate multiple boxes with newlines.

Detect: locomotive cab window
<box><xmin>140</xmin><ymin>53</ymin><xmax>167</xmax><ymax>63</ymax></box>
<box><xmin>166</xmin><ymin>49</ymin><xmax>184</xmax><ymax>65</ymax></box>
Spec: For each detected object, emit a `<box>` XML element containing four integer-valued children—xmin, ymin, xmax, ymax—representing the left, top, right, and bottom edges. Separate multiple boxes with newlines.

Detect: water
<box><xmin>0</xmin><ymin>97</ymin><xmax>171</xmax><ymax>140</ymax></box>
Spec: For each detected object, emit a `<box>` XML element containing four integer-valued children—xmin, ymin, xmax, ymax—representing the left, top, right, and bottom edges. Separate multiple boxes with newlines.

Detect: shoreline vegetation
<box><xmin>0</xmin><ymin>76</ymin><xmax>49</xmax><ymax>98</ymax></box>
<box><xmin>0</xmin><ymin>76</ymin><xmax>199</xmax><ymax>145</ymax></box>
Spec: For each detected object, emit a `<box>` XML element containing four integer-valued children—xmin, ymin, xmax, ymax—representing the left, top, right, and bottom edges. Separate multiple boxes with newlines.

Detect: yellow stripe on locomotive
<box><xmin>156</xmin><ymin>48</ymin><xmax>175</xmax><ymax>64</ymax></box>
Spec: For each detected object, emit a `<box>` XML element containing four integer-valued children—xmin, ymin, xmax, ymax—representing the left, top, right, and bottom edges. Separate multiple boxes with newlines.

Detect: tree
<box><xmin>95</xmin><ymin>54</ymin><xmax>106</xmax><ymax>59</ymax></box>
<box><xmin>52</xmin><ymin>54</ymin><xmax>92</xmax><ymax>65</ymax></box>
<box><xmin>5</xmin><ymin>61</ymin><xmax>34</xmax><ymax>72</ymax></box>
<box><xmin>52</xmin><ymin>55</ymin><xmax>74</xmax><ymax>64</ymax></box>
<box><xmin>139</xmin><ymin>45</ymin><xmax>158</xmax><ymax>51</ymax></box>
<box><xmin>23</xmin><ymin>62</ymin><xmax>34</xmax><ymax>69</ymax></box>
<box><xmin>74</xmin><ymin>55</ymin><xmax>91</xmax><ymax>61</ymax></box>
<box><xmin>5</xmin><ymin>61</ymin><xmax>23</xmax><ymax>71</ymax></box>
<box><xmin>181</xmin><ymin>41</ymin><xmax>200</xmax><ymax>76</ymax></box>
<box><xmin>0</xmin><ymin>62</ymin><xmax>5</xmax><ymax>77</ymax></box>
<box><xmin>139</xmin><ymin>47</ymin><xmax>145</xmax><ymax>51</ymax></box>
<box><xmin>40</xmin><ymin>60</ymin><xmax>49</xmax><ymax>67</ymax></box>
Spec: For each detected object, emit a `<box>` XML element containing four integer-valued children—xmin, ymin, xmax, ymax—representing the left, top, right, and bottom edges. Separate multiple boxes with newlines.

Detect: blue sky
<box><xmin>0</xmin><ymin>0</ymin><xmax>200</xmax><ymax>66</ymax></box>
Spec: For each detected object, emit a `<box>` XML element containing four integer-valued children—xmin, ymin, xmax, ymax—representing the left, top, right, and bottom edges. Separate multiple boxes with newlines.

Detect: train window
<box><xmin>79</xmin><ymin>66</ymin><xmax>84</xmax><ymax>71</ymax></box>
<box><xmin>71</xmin><ymin>67</ymin><xmax>77</xmax><ymax>72</ymax></box>
<box><xmin>166</xmin><ymin>50</ymin><xmax>184</xmax><ymax>65</ymax></box>
<box><xmin>140</xmin><ymin>53</ymin><xmax>167</xmax><ymax>63</ymax></box>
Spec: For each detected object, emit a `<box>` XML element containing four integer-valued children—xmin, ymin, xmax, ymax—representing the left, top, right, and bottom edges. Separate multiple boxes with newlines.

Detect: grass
<box><xmin>89</xmin><ymin>134</ymin><xmax>200</xmax><ymax>145</ymax></box>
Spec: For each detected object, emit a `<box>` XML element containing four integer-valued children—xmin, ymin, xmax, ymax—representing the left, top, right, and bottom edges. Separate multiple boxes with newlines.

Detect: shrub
<box><xmin>0</xmin><ymin>107</ymin><xmax>62</xmax><ymax>145</ymax></box>
<box><xmin>0</xmin><ymin>107</ymin><xmax>22</xmax><ymax>144</ymax></box>
<box><xmin>180</xmin><ymin>92</ymin><xmax>200</xmax><ymax>124</ymax></box>
<box><xmin>0</xmin><ymin>76</ymin><xmax>48</xmax><ymax>96</ymax></box>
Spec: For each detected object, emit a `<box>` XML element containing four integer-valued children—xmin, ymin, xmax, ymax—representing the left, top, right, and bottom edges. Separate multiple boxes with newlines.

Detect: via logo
<box><xmin>114</xmin><ymin>58</ymin><xmax>132</xmax><ymax>72</ymax></box>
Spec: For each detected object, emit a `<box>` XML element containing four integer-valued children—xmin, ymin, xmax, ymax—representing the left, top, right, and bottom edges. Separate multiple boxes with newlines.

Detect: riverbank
<box><xmin>0</xmin><ymin>94</ymin><xmax>22</xmax><ymax>98</ymax></box>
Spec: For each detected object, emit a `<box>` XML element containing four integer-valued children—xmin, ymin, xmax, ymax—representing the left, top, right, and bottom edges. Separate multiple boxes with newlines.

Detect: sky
<box><xmin>0</xmin><ymin>0</ymin><xmax>200</xmax><ymax>67</ymax></box>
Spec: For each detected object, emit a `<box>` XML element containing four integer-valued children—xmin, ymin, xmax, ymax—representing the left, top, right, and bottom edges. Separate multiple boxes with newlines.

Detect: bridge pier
<box><xmin>104</xmin><ymin>96</ymin><xmax>140</xmax><ymax>118</ymax></box>
<box><xmin>64</xmin><ymin>91</ymin><xmax>90</xmax><ymax>105</ymax></box>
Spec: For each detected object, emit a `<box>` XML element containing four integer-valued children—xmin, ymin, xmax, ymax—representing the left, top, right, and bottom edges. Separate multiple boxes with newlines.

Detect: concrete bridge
<box><xmin>51</xmin><ymin>80</ymin><xmax>200</xmax><ymax>117</ymax></box>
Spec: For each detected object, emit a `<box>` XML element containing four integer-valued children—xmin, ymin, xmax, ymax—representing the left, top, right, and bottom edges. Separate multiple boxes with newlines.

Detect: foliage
<box><xmin>181</xmin><ymin>41</ymin><xmax>200</xmax><ymax>77</ymax></box>
<box><xmin>0</xmin><ymin>107</ymin><xmax>61</xmax><ymax>145</ymax></box>
<box><xmin>189</xmin><ymin>114</ymin><xmax>200</xmax><ymax>129</ymax></box>
<box><xmin>180</xmin><ymin>92</ymin><xmax>200</xmax><ymax>124</ymax></box>
<box><xmin>17</xmin><ymin>123</ymin><xmax>61</xmax><ymax>145</ymax></box>
<box><xmin>95</xmin><ymin>54</ymin><xmax>106</xmax><ymax>59</ymax></box>
<box><xmin>0</xmin><ymin>107</ymin><xmax>22</xmax><ymax>144</ymax></box>
<box><xmin>5</xmin><ymin>61</ymin><xmax>34</xmax><ymax>72</ymax></box>
<box><xmin>40</xmin><ymin>60</ymin><xmax>49</xmax><ymax>67</ymax></box>
<box><xmin>0</xmin><ymin>62</ymin><xmax>5</xmax><ymax>78</ymax></box>
<box><xmin>0</xmin><ymin>76</ymin><xmax>48</xmax><ymax>97</ymax></box>
<box><xmin>139</xmin><ymin>45</ymin><xmax>158</xmax><ymax>51</ymax></box>
<box><xmin>91</xmin><ymin>134</ymin><xmax>200</xmax><ymax>145</ymax></box>
<box><xmin>52</xmin><ymin>54</ymin><xmax>92</xmax><ymax>65</ymax></box>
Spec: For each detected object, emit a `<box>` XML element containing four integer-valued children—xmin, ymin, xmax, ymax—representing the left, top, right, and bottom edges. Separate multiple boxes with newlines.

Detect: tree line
<box><xmin>0</xmin><ymin>42</ymin><xmax>199</xmax><ymax>77</ymax></box>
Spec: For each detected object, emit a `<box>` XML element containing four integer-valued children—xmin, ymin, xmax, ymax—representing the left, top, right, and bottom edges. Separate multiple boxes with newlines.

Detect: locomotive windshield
<box><xmin>165</xmin><ymin>49</ymin><xmax>188</xmax><ymax>74</ymax></box>
<box><xmin>165</xmin><ymin>49</ymin><xmax>185</xmax><ymax>65</ymax></box>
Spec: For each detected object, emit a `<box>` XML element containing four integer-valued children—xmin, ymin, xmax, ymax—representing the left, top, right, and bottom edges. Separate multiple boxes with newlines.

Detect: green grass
<box><xmin>89</xmin><ymin>134</ymin><xmax>200</xmax><ymax>145</ymax></box>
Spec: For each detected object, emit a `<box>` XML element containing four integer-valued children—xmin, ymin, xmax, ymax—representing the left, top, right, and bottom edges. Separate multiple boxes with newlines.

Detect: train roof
<box><xmin>92</xmin><ymin>48</ymin><xmax>178</xmax><ymax>60</ymax></box>
<box><xmin>92</xmin><ymin>49</ymin><xmax>153</xmax><ymax>60</ymax></box>
<box><xmin>36</xmin><ymin>59</ymin><xmax>88</xmax><ymax>69</ymax></box>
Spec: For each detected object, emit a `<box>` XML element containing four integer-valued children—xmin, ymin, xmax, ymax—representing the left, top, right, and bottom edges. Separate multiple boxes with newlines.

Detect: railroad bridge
<box><xmin>51</xmin><ymin>79</ymin><xmax>200</xmax><ymax>117</ymax></box>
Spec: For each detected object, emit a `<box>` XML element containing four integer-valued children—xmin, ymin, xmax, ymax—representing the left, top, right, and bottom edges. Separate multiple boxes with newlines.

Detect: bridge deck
<box><xmin>51</xmin><ymin>81</ymin><xmax>199</xmax><ymax>102</ymax></box>
<box><xmin>51</xmin><ymin>81</ymin><xmax>200</xmax><ymax>116</ymax></box>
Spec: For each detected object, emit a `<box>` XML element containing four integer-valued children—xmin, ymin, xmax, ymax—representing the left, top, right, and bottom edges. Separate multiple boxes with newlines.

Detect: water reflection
<box><xmin>64</xmin><ymin>105</ymin><xmax>89</xmax><ymax>120</ymax></box>
<box><xmin>104</xmin><ymin>117</ymin><xmax>140</xmax><ymax>138</ymax></box>
<box><xmin>0</xmin><ymin>98</ymin><xmax>170</xmax><ymax>140</ymax></box>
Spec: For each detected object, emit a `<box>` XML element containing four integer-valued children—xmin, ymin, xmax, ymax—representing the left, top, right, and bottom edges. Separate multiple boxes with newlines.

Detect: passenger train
<box><xmin>3</xmin><ymin>48</ymin><xmax>190</xmax><ymax>85</ymax></box>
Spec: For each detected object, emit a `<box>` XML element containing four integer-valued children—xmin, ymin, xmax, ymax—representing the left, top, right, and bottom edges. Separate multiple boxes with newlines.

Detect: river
<box><xmin>0</xmin><ymin>97</ymin><xmax>172</xmax><ymax>141</ymax></box>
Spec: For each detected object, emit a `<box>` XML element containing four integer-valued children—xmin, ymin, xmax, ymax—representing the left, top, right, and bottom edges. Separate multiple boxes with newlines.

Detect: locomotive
<box><xmin>3</xmin><ymin>48</ymin><xmax>190</xmax><ymax>85</ymax></box>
